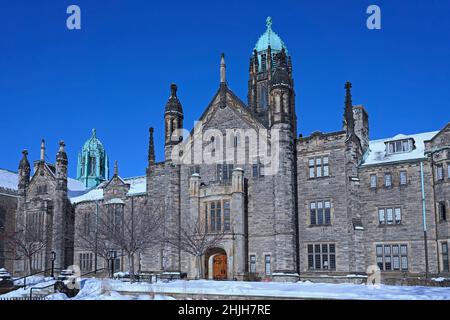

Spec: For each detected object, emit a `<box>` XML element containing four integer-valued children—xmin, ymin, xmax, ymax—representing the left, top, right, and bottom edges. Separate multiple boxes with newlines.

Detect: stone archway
<box><xmin>205</xmin><ymin>248</ymin><xmax>227</xmax><ymax>280</ymax></box>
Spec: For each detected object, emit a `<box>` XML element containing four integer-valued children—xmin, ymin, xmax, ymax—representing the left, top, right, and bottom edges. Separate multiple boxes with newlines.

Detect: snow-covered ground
<box><xmin>110</xmin><ymin>279</ymin><xmax>450</xmax><ymax>300</ymax></box>
<box><xmin>12</xmin><ymin>276</ymin><xmax>53</xmax><ymax>286</ymax></box>
<box><xmin>3</xmin><ymin>278</ymin><xmax>450</xmax><ymax>300</ymax></box>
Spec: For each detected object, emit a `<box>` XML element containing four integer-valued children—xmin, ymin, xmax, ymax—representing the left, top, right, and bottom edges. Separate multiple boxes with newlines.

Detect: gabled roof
<box><xmin>0</xmin><ymin>168</ymin><xmax>86</xmax><ymax>197</ymax></box>
<box><xmin>70</xmin><ymin>175</ymin><xmax>146</xmax><ymax>204</ymax></box>
<box><xmin>361</xmin><ymin>131</ymin><xmax>439</xmax><ymax>167</ymax></box>
<box><xmin>424</xmin><ymin>122</ymin><xmax>450</xmax><ymax>146</ymax></box>
<box><xmin>193</xmin><ymin>85</ymin><xmax>266</xmax><ymax>135</ymax></box>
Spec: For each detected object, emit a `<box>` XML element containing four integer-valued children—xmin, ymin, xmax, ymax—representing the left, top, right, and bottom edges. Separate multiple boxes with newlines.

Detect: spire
<box><xmin>165</xmin><ymin>83</ymin><xmax>183</xmax><ymax>114</ymax></box>
<box><xmin>19</xmin><ymin>149</ymin><xmax>30</xmax><ymax>171</ymax></box>
<box><xmin>344</xmin><ymin>81</ymin><xmax>355</xmax><ymax>135</ymax></box>
<box><xmin>266</xmin><ymin>16</ymin><xmax>272</xmax><ymax>30</ymax></box>
<box><xmin>114</xmin><ymin>160</ymin><xmax>118</xmax><ymax>176</ymax></box>
<box><xmin>57</xmin><ymin>140</ymin><xmax>67</xmax><ymax>158</ymax></box>
<box><xmin>18</xmin><ymin>149</ymin><xmax>31</xmax><ymax>191</ymax></box>
<box><xmin>40</xmin><ymin>139</ymin><xmax>45</xmax><ymax>162</ymax></box>
<box><xmin>170</xmin><ymin>83</ymin><xmax>177</xmax><ymax>98</ymax></box>
<box><xmin>220</xmin><ymin>53</ymin><xmax>226</xmax><ymax>84</ymax></box>
<box><xmin>148</xmin><ymin>127</ymin><xmax>155</xmax><ymax>166</ymax></box>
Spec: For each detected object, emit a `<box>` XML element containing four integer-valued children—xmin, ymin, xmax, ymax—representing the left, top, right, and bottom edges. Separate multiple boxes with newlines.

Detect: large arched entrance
<box><xmin>205</xmin><ymin>248</ymin><xmax>227</xmax><ymax>280</ymax></box>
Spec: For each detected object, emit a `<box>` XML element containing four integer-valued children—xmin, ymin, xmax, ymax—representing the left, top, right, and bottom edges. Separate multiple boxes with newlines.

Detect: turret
<box><xmin>269</xmin><ymin>48</ymin><xmax>295</xmax><ymax>134</ymax></box>
<box><xmin>267</xmin><ymin>48</ymin><xmax>298</xmax><ymax>281</ymax></box>
<box><xmin>18</xmin><ymin>149</ymin><xmax>30</xmax><ymax>194</ymax></box>
<box><xmin>164</xmin><ymin>83</ymin><xmax>184</xmax><ymax>160</ymax></box>
<box><xmin>56</xmin><ymin>141</ymin><xmax>68</xmax><ymax>191</ymax></box>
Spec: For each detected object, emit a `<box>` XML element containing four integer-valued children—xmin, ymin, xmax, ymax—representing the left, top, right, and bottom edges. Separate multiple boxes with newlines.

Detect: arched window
<box><xmin>211</xmin><ymin>136</ymin><xmax>215</xmax><ymax>158</ymax></box>
<box><xmin>89</xmin><ymin>156</ymin><xmax>96</xmax><ymax>176</ymax></box>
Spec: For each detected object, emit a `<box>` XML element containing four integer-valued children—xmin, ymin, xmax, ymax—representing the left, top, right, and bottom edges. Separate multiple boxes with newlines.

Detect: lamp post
<box><xmin>51</xmin><ymin>251</ymin><xmax>56</xmax><ymax>278</ymax></box>
<box><xmin>109</xmin><ymin>250</ymin><xmax>116</xmax><ymax>278</ymax></box>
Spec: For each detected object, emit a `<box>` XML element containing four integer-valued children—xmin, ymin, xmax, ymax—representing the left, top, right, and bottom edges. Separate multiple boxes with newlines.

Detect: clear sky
<box><xmin>1</xmin><ymin>0</ymin><xmax>449</xmax><ymax>179</ymax></box>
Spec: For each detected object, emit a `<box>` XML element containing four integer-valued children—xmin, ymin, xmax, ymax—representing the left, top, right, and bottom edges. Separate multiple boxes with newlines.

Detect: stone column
<box><xmin>231</xmin><ymin>168</ymin><xmax>246</xmax><ymax>280</ymax></box>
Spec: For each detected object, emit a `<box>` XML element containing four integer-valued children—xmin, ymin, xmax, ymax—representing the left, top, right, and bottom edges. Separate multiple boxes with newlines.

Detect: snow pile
<box><xmin>69</xmin><ymin>278</ymin><xmax>171</xmax><ymax>300</ymax></box>
<box><xmin>0</xmin><ymin>278</ymin><xmax>56</xmax><ymax>298</ymax></box>
<box><xmin>13</xmin><ymin>276</ymin><xmax>53</xmax><ymax>286</ymax></box>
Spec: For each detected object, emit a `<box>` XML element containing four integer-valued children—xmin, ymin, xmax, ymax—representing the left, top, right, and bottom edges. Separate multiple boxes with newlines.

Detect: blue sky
<box><xmin>1</xmin><ymin>0</ymin><xmax>449</xmax><ymax>178</ymax></box>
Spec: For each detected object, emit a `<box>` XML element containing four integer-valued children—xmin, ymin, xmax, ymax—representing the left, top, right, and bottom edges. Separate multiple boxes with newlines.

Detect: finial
<box><xmin>344</xmin><ymin>81</ymin><xmax>354</xmax><ymax>135</ymax></box>
<box><xmin>220</xmin><ymin>53</ymin><xmax>226</xmax><ymax>84</ymax></box>
<box><xmin>170</xmin><ymin>83</ymin><xmax>178</xmax><ymax>97</ymax></box>
<box><xmin>22</xmin><ymin>149</ymin><xmax>28</xmax><ymax>157</ymax></box>
<box><xmin>266</xmin><ymin>16</ymin><xmax>272</xmax><ymax>29</ymax></box>
<box><xmin>114</xmin><ymin>160</ymin><xmax>118</xmax><ymax>176</ymax></box>
<box><xmin>92</xmin><ymin>128</ymin><xmax>97</xmax><ymax>138</ymax></box>
<box><xmin>40</xmin><ymin>139</ymin><xmax>45</xmax><ymax>161</ymax></box>
<box><xmin>58</xmin><ymin>140</ymin><xmax>66</xmax><ymax>152</ymax></box>
<box><xmin>148</xmin><ymin>127</ymin><xmax>155</xmax><ymax>166</ymax></box>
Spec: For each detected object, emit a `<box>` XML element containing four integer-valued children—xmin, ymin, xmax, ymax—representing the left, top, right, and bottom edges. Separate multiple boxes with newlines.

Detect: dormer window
<box><xmin>385</xmin><ymin>139</ymin><xmax>414</xmax><ymax>155</ymax></box>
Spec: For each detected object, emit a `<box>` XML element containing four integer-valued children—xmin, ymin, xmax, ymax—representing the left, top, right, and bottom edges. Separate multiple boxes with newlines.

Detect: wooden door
<box><xmin>213</xmin><ymin>254</ymin><xmax>227</xmax><ymax>280</ymax></box>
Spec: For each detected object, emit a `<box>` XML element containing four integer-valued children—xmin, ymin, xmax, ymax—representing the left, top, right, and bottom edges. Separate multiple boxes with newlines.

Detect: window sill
<box><xmin>307</xmin><ymin>176</ymin><xmax>331</xmax><ymax>181</ymax></box>
<box><xmin>378</xmin><ymin>223</ymin><xmax>403</xmax><ymax>227</ymax></box>
<box><xmin>308</xmin><ymin>224</ymin><xmax>332</xmax><ymax>228</ymax></box>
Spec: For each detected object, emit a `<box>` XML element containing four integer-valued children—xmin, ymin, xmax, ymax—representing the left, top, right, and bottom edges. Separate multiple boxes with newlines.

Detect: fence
<box><xmin>0</xmin><ymin>296</ymin><xmax>47</xmax><ymax>301</ymax></box>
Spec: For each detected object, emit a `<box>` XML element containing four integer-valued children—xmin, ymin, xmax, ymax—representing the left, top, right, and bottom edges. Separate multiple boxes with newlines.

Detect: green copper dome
<box><xmin>82</xmin><ymin>128</ymin><xmax>105</xmax><ymax>152</ymax></box>
<box><xmin>254</xmin><ymin>17</ymin><xmax>288</xmax><ymax>53</ymax></box>
<box><xmin>77</xmin><ymin>128</ymin><xmax>109</xmax><ymax>188</ymax></box>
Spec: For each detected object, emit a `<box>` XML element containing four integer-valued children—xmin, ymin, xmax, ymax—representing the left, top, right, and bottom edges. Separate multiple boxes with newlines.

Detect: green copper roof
<box><xmin>82</xmin><ymin>128</ymin><xmax>105</xmax><ymax>152</ymax></box>
<box><xmin>254</xmin><ymin>17</ymin><xmax>288</xmax><ymax>53</ymax></box>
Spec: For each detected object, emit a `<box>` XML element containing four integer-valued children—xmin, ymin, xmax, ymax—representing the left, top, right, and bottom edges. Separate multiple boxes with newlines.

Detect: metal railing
<box><xmin>13</xmin><ymin>268</ymin><xmax>61</xmax><ymax>288</ymax></box>
<box><xmin>29</xmin><ymin>282</ymin><xmax>55</xmax><ymax>300</ymax></box>
<box><xmin>81</xmin><ymin>267</ymin><xmax>108</xmax><ymax>277</ymax></box>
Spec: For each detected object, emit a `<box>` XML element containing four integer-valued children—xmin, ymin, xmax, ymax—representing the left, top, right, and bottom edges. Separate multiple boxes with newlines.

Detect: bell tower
<box><xmin>248</xmin><ymin>17</ymin><xmax>294</xmax><ymax>129</ymax></box>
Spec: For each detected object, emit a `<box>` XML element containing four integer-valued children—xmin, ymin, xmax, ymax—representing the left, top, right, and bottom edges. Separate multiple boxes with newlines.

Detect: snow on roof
<box><xmin>361</xmin><ymin>131</ymin><xmax>439</xmax><ymax>166</ymax></box>
<box><xmin>0</xmin><ymin>168</ymin><xmax>86</xmax><ymax>195</ymax></box>
<box><xmin>70</xmin><ymin>175</ymin><xmax>146</xmax><ymax>204</ymax></box>
<box><xmin>0</xmin><ymin>169</ymin><xmax>18</xmax><ymax>191</ymax></box>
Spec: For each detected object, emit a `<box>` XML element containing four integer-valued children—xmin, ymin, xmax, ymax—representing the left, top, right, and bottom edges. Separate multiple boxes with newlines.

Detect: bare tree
<box><xmin>76</xmin><ymin>199</ymin><xmax>165</xmax><ymax>282</ymax></box>
<box><xmin>75</xmin><ymin>210</ymin><xmax>116</xmax><ymax>268</ymax></box>
<box><xmin>2</xmin><ymin>218</ymin><xmax>46</xmax><ymax>275</ymax></box>
<box><xmin>165</xmin><ymin>216</ymin><xmax>226</xmax><ymax>280</ymax></box>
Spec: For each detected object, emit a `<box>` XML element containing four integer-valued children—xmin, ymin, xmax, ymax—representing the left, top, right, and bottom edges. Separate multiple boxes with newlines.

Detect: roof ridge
<box><xmin>0</xmin><ymin>168</ymin><xmax>18</xmax><ymax>174</ymax></box>
<box><xmin>370</xmin><ymin>130</ymin><xmax>439</xmax><ymax>143</ymax></box>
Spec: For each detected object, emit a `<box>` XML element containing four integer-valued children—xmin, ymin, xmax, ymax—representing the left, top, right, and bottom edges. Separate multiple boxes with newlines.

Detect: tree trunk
<box><xmin>128</xmin><ymin>253</ymin><xmax>135</xmax><ymax>283</ymax></box>
<box><xmin>28</xmin><ymin>256</ymin><xmax>32</xmax><ymax>275</ymax></box>
<box><xmin>196</xmin><ymin>255</ymin><xmax>203</xmax><ymax>280</ymax></box>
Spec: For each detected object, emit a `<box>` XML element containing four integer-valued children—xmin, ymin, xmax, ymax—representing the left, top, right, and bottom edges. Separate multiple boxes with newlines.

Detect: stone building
<box><xmin>1</xmin><ymin>17</ymin><xmax>449</xmax><ymax>282</ymax></box>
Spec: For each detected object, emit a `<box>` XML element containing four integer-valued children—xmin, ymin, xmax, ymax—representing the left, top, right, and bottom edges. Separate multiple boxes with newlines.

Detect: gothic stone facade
<box><xmin>2</xmin><ymin>19</ymin><xmax>450</xmax><ymax>282</ymax></box>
